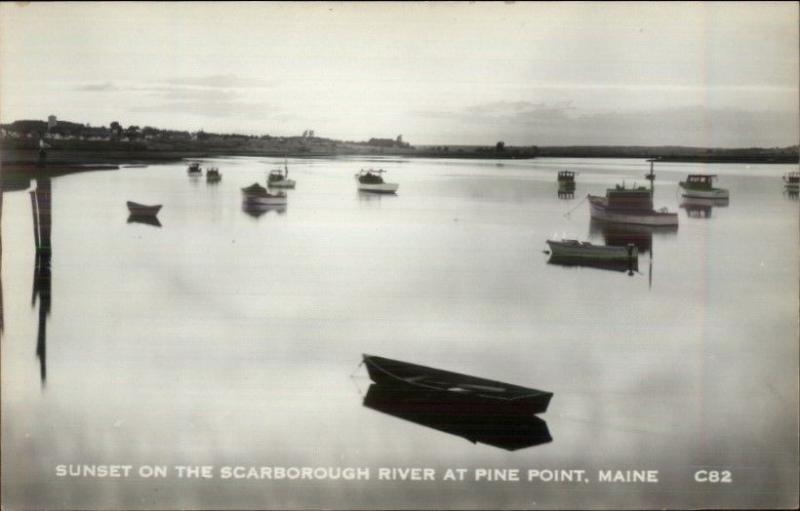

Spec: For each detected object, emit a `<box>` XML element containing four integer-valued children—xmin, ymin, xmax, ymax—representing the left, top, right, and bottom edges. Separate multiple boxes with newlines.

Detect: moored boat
<box><xmin>783</xmin><ymin>171</ymin><xmax>799</xmax><ymax>191</ymax></box>
<box><xmin>679</xmin><ymin>174</ymin><xmax>729</xmax><ymax>199</ymax></box>
<box><xmin>267</xmin><ymin>160</ymin><xmax>296</xmax><ymax>189</ymax></box>
<box><xmin>206</xmin><ymin>167</ymin><xmax>221</xmax><ymax>182</ymax></box>
<box><xmin>588</xmin><ymin>184</ymin><xmax>678</xmax><ymax>227</ymax></box>
<box><xmin>557</xmin><ymin>170</ymin><xmax>576</xmax><ymax>190</ymax></box>
<box><xmin>356</xmin><ymin>169</ymin><xmax>399</xmax><ymax>194</ymax></box>
<box><xmin>126</xmin><ymin>201</ymin><xmax>162</xmax><ymax>217</ymax></box>
<box><xmin>363</xmin><ymin>354</ymin><xmax>552</xmax><ymax>416</ymax></box>
<box><xmin>547</xmin><ymin>239</ymin><xmax>637</xmax><ymax>261</ymax></box>
<box><xmin>187</xmin><ymin>162</ymin><xmax>202</xmax><ymax>175</ymax></box>
<box><xmin>241</xmin><ymin>182</ymin><xmax>287</xmax><ymax>205</ymax></box>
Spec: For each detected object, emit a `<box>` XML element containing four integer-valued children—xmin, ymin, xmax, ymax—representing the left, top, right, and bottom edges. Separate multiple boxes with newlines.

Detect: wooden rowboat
<box><xmin>363</xmin><ymin>354</ymin><xmax>552</xmax><ymax>416</ymax></box>
<box><xmin>126</xmin><ymin>201</ymin><xmax>162</xmax><ymax>216</ymax></box>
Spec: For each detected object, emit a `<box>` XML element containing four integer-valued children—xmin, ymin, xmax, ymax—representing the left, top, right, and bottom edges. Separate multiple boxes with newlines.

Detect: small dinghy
<box><xmin>363</xmin><ymin>354</ymin><xmax>552</xmax><ymax>416</ymax></box>
<box><xmin>126</xmin><ymin>201</ymin><xmax>162</xmax><ymax>217</ymax></box>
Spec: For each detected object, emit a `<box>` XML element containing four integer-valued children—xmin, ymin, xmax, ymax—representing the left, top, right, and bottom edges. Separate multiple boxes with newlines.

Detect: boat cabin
<box><xmin>784</xmin><ymin>171</ymin><xmax>800</xmax><ymax>184</ymax></box>
<box><xmin>682</xmin><ymin>174</ymin><xmax>717</xmax><ymax>189</ymax></box>
<box><xmin>557</xmin><ymin>170</ymin><xmax>575</xmax><ymax>182</ymax></box>
<box><xmin>605</xmin><ymin>185</ymin><xmax>653</xmax><ymax>212</ymax></box>
<box><xmin>357</xmin><ymin>169</ymin><xmax>387</xmax><ymax>184</ymax></box>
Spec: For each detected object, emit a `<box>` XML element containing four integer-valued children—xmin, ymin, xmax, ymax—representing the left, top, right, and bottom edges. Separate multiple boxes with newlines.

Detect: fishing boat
<box><xmin>126</xmin><ymin>201</ymin><xmax>162</xmax><ymax>217</ymax></box>
<box><xmin>363</xmin><ymin>384</ymin><xmax>552</xmax><ymax>451</ymax></box>
<box><xmin>783</xmin><ymin>171</ymin><xmax>800</xmax><ymax>192</ymax></box>
<box><xmin>206</xmin><ymin>167</ymin><xmax>222</xmax><ymax>183</ymax></box>
<box><xmin>588</xmin><ymin>185</ymin><xmax>678</xmax><ymax>227</ymax></box>
<box><xmin>557</xmin><ymin>170</ymin><xmax>576</xmax><ymax>190</ymax></box>
<box><xmin>362</xmin><ymin>355</ymin><xmax>552</xmax><ymax>416</ymax></box>
<box><xmin>355</xmin><ymin>169</ymin><xmax>399</xmax><ymax>194</ymax></box>
<box><xmin>187</xmin><ymin>162</ymin><xmax>202</xmax><ymax>175</ymax></box>
<box><xmin>267</xmin><ymin>160</ymin><xmax>296</xmax><ymax>189</ymax></box>
<box><xmin>679</xmin><ymin>174</ymin><xmax>729</xmax><ymax>199</ymax></box>
<box><xmin>241</xmin><ymin>182</ymin><xmax>287</xmax><ymax>206</ymax></box>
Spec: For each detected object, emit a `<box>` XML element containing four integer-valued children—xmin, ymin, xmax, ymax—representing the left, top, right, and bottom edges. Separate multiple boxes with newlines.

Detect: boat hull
<box><xmin>243</xmin><ymin>195</ymin><xmax>287</xmax><ymax>206</ymax></box>
<box><xmin>588</xmin><ymin>196</ymin><xmax>678</xmax><ymax>226</ymax></box>
<box><xmin>546</xmin><ymin>240</ymin><xmax>636</xmax><ymax>261</ymax></box>
<box><xmin>126</xmin><ymin>201</ymin><xmax>162</xmax><ymax>216</ymax></box>
<box><xmin>363</xmin><ymin>355</ymin><xmax>552</xmax><ymax>416</ymax></box>
<box><xmin>268</xmin><ymin>179</ymin><xmax>296</xmax><ymax>189</ymax></box>
<box><xmin>358</xmin><ymin>183</ymin><xmax>399</xmax><ymax>194</ymax></box>
<box><xmin>679</xmin><ymin>187</ymin><xmax>729</xmax><ymax>199</ymax></box>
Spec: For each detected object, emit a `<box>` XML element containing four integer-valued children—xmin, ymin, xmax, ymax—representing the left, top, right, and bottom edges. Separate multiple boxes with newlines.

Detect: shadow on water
<box><xmin>680</xmin><ymin>197</ymin><xmax>729</xmax><ymax>218</ymax></box>
<box><xmin>30</xmin><ymin>177</ymin><xmax>53</xmax><ymax>388</ymax></box>
<box><xmin>127</xmin><ymin>214</ymin><xmax>163</xmax><ymax>228</ymax></box>
<box><xmin>363</xmin><ymin>384</ymin><xmax>552</xmax><ymax>451</ymax></box>
<box><xmin>241</xmin><ymin>202</ymin><xmax>287</xmax><ymax>219</ymax></box>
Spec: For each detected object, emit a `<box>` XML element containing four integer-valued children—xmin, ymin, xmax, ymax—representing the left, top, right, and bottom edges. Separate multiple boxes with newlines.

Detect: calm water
<box><xmin>2</xmin><ymin>157</ymin><xmax>798</xmax><ymax>509</ymax></box>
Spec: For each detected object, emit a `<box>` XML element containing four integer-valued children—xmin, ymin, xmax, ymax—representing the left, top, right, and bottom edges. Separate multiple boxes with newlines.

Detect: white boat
<box><xmin>546</xmin><ymin>239</ymin><xmax>637</xmax><ymax>261</ymax></box>
<box><xmin>355</xmin><ymin>169</ymin><xmax>399</xmax><ymax>194</ymax></box>
<box><xmin>268</xmin><ymin>160</ymin><xmax>296</xmax><ymax>189</ymax></box>
<box><xmin>679</xmin><ymin>174</ymin><xmax>729</xmax><ymax>199</ymax></box>
<box><xmin>241</xmin><ymin>182</ymin><xmax>287</xmax><ymax>205</ymax></box>
<box><xmin>588</xmin><ymin>183</ymin><xmax>678</xmax><ymax>227</ymax></box>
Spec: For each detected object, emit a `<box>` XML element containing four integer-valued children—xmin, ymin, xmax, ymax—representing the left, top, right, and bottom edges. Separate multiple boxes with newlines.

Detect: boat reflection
<box><xmin>557</xmin><ymin>190</ymin><xmax>575</xmax><ymax>199</ymax></box>
<box><xmin>547</xmin><ymin>254</ymin><xmax>637</xmax><ymax>274</ymax></box>
<box><xmin>363</xmin><ymin>384</ymin><xmax>552</xmax><ymax>451</ymax></box>
<box><xmin>680</xmin><ymin>197</ymin><xmax>729</xmax><ymax>218</ymax></box>
<box><xmin>241</xmin><ymin>201</ymin><xmax>287</xmax><ymax>218</ymax></box>
<box><xmin>784</xmin><ymin>190</ymin><xmax>799</xmax><ymax>201</ymax></box>
<box><xmin>588</xmin><ymin>219</ymin><xmax>678</xmax><ymax>255</ymax></box>
<box><xmin>127</xmin><ymin>214</ymin><xmax>162</xmax><ymax>227</ymax></box>
<box><xmin>30</xmin><ymin>177</ymin><xmax>53</xmax><ymax>387</ymax></box>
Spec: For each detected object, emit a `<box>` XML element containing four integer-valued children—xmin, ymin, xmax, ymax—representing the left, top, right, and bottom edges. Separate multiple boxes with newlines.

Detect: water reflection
<box><xmin>784</xmin><ymin>190</ymin><xmax>799</xmax><ymax>201</ymax></box>
<box><xmin>363</xmin><ymin>384</ymin><xmax>552</xmax><ymax>451</ymax></box>
<box><xmin>241</xmin><ymin>202</ymin><xmax>287</xmax><ymax>218</ymax></box>
<box><xmin>680</xmin><ymin>197</ymin><xmax>729</xmax><ymax>218</ymax></box>
<box><xmin>30</xmin><ymin>177</ymin><xmax>53</xmax><ymax>388</ymax></box>
<box><xmin>587</xmin><ymin>219</ymin><xmax>680</xmax><ymax>254</ymax></box>
<box><xmin>127</xmin><ymin>214</ymin><xmax>163</xmax><ymax>228</ymax></box>
<box><xmin>557</xmin><ymin>190</ymin><xmax>575</xmax><ymax>200</ymax></box>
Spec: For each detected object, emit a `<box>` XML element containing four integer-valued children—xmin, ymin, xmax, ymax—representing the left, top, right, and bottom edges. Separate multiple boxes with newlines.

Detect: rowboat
<box><xmin>679</xmin><ymin>174</ymin><xmax>729</xmax><ymax>199</ymax></box>
<box><xmin>126</xmin><ymin>201</ymin><xmax>162</xmax><ymax>216</ymax></box>
<box><xmin>356</xmin><ymin>169</ymin><xmax>399</xmax><ymax>194</ymax></box>
<box><xmin>547</xmin><ymin>239</ymin><xmax>637</xmax><ymax>261</ymax></box>
<box><xmin>363</xmin><ymin>384</ymin><xmax>552</xmax><ymax>451</ymax></box>
<box><xmin>363</xmin><ymin>354</ymin><xmax>552</xmax><ymax>415</ymax></box>
<box><xmin>241</xmin><ymin>182</ymin><xmax>287</xmax><ymax>205</ymax></box>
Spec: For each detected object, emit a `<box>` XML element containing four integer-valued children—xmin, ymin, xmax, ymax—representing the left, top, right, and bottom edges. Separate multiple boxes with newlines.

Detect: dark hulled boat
<box><xmin>126</xmin><ymin>201</ymin><xmax>162</xmax><ymax>217</ymax></box>
<box><xmin>363</xmin><ymin>354</ymin><xmax>552</xmax><ymax>415</ymax></box>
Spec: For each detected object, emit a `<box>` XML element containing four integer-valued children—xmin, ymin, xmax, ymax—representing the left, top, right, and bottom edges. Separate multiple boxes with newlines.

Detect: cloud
<box><xmin>163</xmin><ymin>74</ymin><xmax>274</xmax><ymax>88</ymax></box>
<box><xmin>75</xmin><ymin>82</ymin><xmax>117</xmax><ymax>92</ymax></box>
<box><xmin>416</xmin><ymin>102</ymin><xmax>799</xmax><ymax>147</ymax></box>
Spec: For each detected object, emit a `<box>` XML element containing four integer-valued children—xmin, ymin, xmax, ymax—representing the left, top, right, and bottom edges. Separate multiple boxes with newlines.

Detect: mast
<box><xmin>646</xmin><ymin>158</ymin><xmax>657</xmax><ymax>198</ymax></box>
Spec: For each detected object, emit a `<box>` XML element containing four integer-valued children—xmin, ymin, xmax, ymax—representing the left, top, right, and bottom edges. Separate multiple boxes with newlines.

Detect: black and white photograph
<box><xmin>1</xmin><ymin>2</ymin><xmax>798</xmax><ymax>509</ymax></box>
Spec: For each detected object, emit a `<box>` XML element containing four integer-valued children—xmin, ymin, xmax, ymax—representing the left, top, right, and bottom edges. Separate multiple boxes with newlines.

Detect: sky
<box><xmin>0</xmin><ymin>2</ymin><xmax>797</xmax><ymax>147</ymax></box>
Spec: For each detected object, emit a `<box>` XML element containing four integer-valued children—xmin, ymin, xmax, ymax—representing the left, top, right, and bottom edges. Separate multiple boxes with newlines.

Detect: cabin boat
<box><xmin>783</xmin><ymin>171</ymin><xmax>800</xmax><ymax>192</ymax></box>
<box><xmin>126</xmin><ymin>201</ymin><xmax>162</xmax><ymax>217</ymax></box>
<box><xmin>362</xmin><ymin>354</ymin><xmax>552</xmax><ymax>416</ymax></box>
<box><xmin>588</xmin><ymin>185</ymin><xmax>678</xmax><ymax>227</ymax></box>
<box><xmin>679</xmin><ymin>174</ymin><xmax>729</xmax><ymax>199</ymax></box>
<box><xmin>557</xmin><ymin>170</ymin><xmax>576</xmax><ymax>190</ymax></box>
<box><xmin>363</xmin><ymin>384</ymin><xmax>552</xmax><ymax>451</ymax></box>
<box><xmin>241</xmin><ymin>182</ymin><xmax>287</xmax><ymax>205</ymax></box>
<box><xmin>267</xmin><ymin>160</ymin><xmax>296</xmax><ymax>189</ymax></box>
<box><xmin>206</xmin><ymin>167</ymin><xmax>222</xmax><ymax>182</ymax></box>
<box><xmin>355</xmin><ymin>169</ymin><xmax>399</xmax><ymax>194</ymax></box>
<box><xmin>187</xmin><ymin>162</ymin><xmax>202</xmax><ymax>175</ymax></box>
